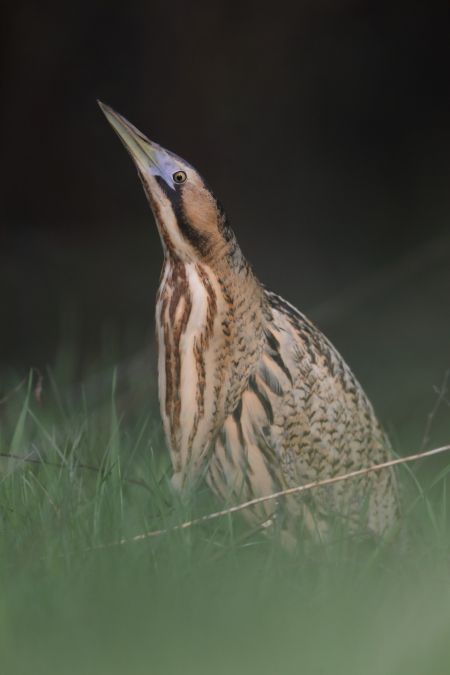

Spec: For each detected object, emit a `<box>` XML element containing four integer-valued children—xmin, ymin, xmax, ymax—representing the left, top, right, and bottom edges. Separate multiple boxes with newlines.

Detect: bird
<box><xmin>99</xmin><ymin>101</ymin><xmax>400</xmax><ymax>543</ymax></box>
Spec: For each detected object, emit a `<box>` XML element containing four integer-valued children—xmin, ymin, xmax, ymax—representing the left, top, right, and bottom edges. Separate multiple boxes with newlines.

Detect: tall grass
<box><xmin>1</xmin><ymin>362</ymin><xmax>449</xmax><ymax>675</ymax></box>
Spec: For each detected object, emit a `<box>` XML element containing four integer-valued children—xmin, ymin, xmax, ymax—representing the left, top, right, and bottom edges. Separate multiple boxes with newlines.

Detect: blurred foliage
<box><xmin>2</xmin><ymin>5</ymin><xmax>450</xmax><ymax>670</ymax></box>
<box><xmin>0</xmin><ymin>357</ymin><xmax>450</xmax><ymax>674</ymax></box>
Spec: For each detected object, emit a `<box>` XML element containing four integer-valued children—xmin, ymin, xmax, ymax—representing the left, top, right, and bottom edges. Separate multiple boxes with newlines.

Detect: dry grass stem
<box><xmin>95</xmin><ymin>442</ymin><xmax>450</xmax><ymax>549</ymax></box>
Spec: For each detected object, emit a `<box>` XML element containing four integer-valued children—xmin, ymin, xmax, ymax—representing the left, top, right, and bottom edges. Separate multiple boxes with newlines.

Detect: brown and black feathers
<box><xmin>100</xmin><ymin>102</ymin><xmax>401</xmax><ymax>541</ymax></box>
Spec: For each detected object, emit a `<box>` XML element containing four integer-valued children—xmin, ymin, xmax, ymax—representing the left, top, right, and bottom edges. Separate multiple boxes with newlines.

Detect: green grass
<box><xmin>1</xmin><ymin>363</ymin><xmax>450</xmax><ymax>675</ymax></box>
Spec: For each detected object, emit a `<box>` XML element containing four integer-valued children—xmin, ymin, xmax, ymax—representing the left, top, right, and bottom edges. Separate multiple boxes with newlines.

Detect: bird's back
<box><xmin>208</xmin><ymin>289</ymin><xmax>400</xmax><ymax>539</ymax></box>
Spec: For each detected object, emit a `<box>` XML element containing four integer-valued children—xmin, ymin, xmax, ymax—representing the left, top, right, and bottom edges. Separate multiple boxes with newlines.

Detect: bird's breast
<box><xmin>156</xmin><ymin>260</ymin><xmax>231</xmax><ymax>480</ymax></box>
<box><xmin>155</xmin><ymin>259</ymin><xmax>265</xmax><ymax>487</ymax></box>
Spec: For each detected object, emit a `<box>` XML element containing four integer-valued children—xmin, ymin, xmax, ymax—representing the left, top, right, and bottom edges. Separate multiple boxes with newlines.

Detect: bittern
<box><xmin>100</xmin><ymin>102</ymin><xmax>400</xmax><ymax>541</ymax></box>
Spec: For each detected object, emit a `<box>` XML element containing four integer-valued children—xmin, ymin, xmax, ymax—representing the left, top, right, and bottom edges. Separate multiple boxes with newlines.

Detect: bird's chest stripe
<box><xmin>158</xmin><ymin>262</ymin><xmax>192</xmax><ymax>450</ymax></box>
<box><xmin>185</xmin><ymin>264</ymin><xmax>219</xmax><ymax>454</ymax></box>
<box><xmin>157</xmin><ymin>262</ymin><xmax>220</xmax><ymax>459</ymax></box>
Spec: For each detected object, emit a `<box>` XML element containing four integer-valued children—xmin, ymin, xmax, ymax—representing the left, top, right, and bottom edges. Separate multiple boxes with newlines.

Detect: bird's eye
<box><xmin>173</xmin><ymin>170</ymin><xmax>187</xmax><ymax>184</ymax></box>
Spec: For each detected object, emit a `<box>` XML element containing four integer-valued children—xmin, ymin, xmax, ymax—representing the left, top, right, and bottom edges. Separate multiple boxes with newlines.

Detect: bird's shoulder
<box><xmin>254</xmin><ymin>290</ymin><xmax>389</xmax><ymax>467</ymax></box>
<box><xmin>260</xmin><ymin>289</ymin><xmax>371</xmax><ymax>406</ymax></box>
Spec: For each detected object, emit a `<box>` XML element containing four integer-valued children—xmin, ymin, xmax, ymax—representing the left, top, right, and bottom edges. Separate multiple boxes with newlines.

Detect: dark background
<box><xmin>1</xmin><ymin>1</ymin><xmax>450</xmax><ymax>448</ymax></box>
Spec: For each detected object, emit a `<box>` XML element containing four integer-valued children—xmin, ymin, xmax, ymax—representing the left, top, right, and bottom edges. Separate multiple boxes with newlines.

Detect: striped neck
<box><xmin>156</xmin><ymin>251</ymin><xmax>264</xmax><ymax>490</ymax></box>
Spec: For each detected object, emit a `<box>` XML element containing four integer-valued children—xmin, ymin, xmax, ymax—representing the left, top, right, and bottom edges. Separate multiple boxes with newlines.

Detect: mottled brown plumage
<box><xmin>100</xmin><ymin>102</ymin><xmax>400</xmax><ymax>541</ymax></box>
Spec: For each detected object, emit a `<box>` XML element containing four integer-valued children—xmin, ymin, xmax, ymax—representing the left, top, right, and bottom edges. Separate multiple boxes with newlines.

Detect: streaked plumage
<box><xmin>100</xmin><ymin>102</ymin><xmax>400</xmax><ymax>541</ymax></box>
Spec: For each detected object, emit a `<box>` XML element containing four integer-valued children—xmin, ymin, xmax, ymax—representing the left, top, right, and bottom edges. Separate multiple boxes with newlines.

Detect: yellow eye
<box><xmin>173</xmin><ymin>170</ymin><xmax>187</xmax><ymax>184</ymax></box>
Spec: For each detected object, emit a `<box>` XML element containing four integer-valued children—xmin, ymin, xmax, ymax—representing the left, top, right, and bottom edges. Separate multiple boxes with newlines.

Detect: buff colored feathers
<box><xmin>100</xmin><ymin>102</ymin><xmax>401</xmax><ymax>542</ymax></box>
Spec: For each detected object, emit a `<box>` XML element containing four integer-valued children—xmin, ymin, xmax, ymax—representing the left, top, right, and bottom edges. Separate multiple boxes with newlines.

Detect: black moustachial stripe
<box><xmin>154</xmin><ymin>176</ymin><xmax>211</xmax><ymax>256</ymax></box>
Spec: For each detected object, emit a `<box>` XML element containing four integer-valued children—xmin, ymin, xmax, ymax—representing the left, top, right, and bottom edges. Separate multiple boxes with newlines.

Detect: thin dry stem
<box><xmin>422</xmin><ymin>370</ymin><xmax>450</xmax><ymax>450</ymax></box>
<box><xmin>94</xmin><ymin>442</ymin><xmax>450</xmax><ymax>550</ymax></box>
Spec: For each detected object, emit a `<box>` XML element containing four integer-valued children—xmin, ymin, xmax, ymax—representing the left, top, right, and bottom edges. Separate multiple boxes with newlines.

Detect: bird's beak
<box><xmin>98</xmin><ymin>100</ymin><xmax>174</xmax><ymax>187</ymax></box>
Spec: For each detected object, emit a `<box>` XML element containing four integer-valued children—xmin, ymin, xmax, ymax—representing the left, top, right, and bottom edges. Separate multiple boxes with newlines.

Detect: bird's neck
<box><xmin>156</xmin><ymin>251</ymin><xmax>265</xmax><ymax>490</ymax></box>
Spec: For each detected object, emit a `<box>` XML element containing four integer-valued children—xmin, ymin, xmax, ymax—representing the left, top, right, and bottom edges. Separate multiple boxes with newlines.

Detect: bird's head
<box><xmin>99</xmin><ymin>102</ymin><xmax>236</xmax><ymax>265</ymax></box>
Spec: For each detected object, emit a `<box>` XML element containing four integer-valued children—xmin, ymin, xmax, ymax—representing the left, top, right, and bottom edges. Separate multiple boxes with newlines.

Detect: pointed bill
<box><xmin>98</xmin><ymin>100</ymin><xmax>175</xmax><ymax>187</ymax></box>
